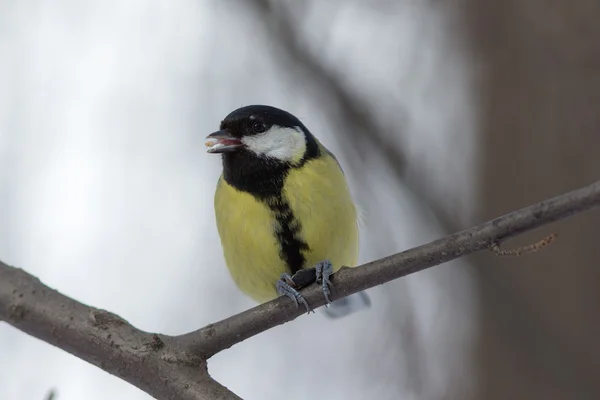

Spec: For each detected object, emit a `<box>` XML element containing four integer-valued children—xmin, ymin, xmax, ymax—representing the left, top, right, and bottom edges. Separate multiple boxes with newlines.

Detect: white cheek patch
<box><xmin>242</xmin><ymin>125</ymin><xmax>307</xmax><ymax>162</ymax></box>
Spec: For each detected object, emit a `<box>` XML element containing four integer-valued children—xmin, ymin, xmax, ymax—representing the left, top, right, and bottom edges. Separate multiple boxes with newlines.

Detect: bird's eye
<box><xmin>252</xmin><ymin>121</ymin><xmax>267</xmax><ymax>133</ymax></box>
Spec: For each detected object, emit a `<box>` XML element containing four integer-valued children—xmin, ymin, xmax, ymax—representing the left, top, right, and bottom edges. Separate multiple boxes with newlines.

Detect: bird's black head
<box><xmin>205</xmin><ymin>105</ymin><xmax>320</xmax><ymax>197</ymax></box>
<box><xmin>206</xmin><ymin>105</ymin><xmax>317</xmax><ymax>162</ymax></box>
<box><xmin>220</xmin><ymin>105</ymin><xmax>306</xmax><ymax>138</ymax></box>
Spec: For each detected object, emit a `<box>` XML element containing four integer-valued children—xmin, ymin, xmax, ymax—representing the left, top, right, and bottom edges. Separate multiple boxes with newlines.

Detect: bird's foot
<box><xmin>315</xmin><ymin>260</ymin><xmax>333</xmax><ymax>305</ymax></box>
<box><xmin>276</xmin><ymin>273</ymin><xmax>311</xmax><ymax>314</ymax></box>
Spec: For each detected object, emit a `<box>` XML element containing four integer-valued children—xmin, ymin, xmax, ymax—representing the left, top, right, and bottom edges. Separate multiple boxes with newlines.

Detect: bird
<box><xmin>206</xmin><ymin>105</ymin><xmax>370</xmax><ymax>317</ymax></box>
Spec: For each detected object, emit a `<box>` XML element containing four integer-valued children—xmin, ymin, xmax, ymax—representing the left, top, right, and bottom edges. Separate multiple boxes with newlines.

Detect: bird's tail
<box><xmin>322</xmin><ymin>291</ymin><xmax>371</xmax><ymax>319</ymax></box>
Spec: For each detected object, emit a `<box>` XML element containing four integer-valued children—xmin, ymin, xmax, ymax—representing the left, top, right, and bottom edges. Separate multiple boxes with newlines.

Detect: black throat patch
<box><xmin>222</xmin><ymin>150</ymin><xmax>289</xmax><ymax>199</ymax></box>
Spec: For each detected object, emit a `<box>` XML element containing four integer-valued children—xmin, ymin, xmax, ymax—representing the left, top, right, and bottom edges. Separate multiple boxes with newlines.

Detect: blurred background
<box><xmin>1</xmin><ymin>1</ymin><xmax>599</xmax><ymax>399</ymax></box>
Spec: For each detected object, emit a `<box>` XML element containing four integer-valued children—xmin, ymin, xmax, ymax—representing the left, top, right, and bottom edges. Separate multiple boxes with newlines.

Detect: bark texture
<box><xmin>464</xmin><ymin>1</ymin><xmax>600</xmax><ymax>398</ymax></box>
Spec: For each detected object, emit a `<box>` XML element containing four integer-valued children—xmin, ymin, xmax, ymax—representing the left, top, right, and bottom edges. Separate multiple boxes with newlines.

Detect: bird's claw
<box><xmin>276</xmin><ymin>260</ymin><xmax>333</xmax><ymax>312</ymax></box>
<box><xmin>276</xmin><ymin>273</ymin><xmax>311</xmax><ymax>313</ymax></box>
<box><xmin>315</xmin><ymin>260</ymin><xmax>333</xmax><ymax>305</ymax></box>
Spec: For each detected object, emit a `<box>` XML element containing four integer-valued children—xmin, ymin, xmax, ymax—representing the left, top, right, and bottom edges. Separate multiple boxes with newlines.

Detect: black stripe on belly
<box><xmin>267</xmin><ymin>196</ymin><xmax>309</xmax><ymax>274</ymax></box>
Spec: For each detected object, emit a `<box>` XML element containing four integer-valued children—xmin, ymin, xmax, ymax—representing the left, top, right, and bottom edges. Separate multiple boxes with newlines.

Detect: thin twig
<box><xmin>490</xmin><ymin>233</ymin><xmax>558</xmax><ymax>257</ymax></box>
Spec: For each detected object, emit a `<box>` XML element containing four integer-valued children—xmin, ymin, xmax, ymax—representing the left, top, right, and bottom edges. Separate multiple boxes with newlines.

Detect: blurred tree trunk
<box><xmin>463</xmin><ymin>1</ymin><xmax>600</xmax><ymax>399</ymax></box>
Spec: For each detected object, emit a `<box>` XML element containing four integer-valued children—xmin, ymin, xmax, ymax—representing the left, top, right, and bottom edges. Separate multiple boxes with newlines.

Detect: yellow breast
<box><xmin>214</xmin><ymin>153</ymin><xmax>358</xmax><ymax>303</ymax></box>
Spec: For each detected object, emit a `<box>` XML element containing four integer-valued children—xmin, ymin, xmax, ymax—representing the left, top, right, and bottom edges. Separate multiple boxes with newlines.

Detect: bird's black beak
<box><xmin>205</xmin><ymin>130</ymin><xmax>244</xmax><ymax>154</ymax></box>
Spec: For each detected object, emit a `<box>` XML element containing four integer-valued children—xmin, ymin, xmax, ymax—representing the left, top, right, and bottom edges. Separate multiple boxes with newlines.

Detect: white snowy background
<box><xmin>1</xmin><ymin>1</ymin><xmax>477</xmax><ymax>399</ymax></box>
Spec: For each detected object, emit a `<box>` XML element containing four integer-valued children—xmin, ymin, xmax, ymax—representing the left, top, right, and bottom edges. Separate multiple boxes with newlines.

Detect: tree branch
<box><xmin>2</xmin><ymin>179</ymin><xmax>600</xmax><ymax>399</ymax></box>
<box><xmin>0</xmin><ymin>264</ymin><xmax>241</xmax><ymax>400</ymax></box>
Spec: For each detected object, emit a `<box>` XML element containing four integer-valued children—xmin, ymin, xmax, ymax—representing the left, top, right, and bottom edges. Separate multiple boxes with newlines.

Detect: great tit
<box><xmin>206</xmin><ymin>105</ymin><xmax>370</xmax><ymax>317</ymax></box>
